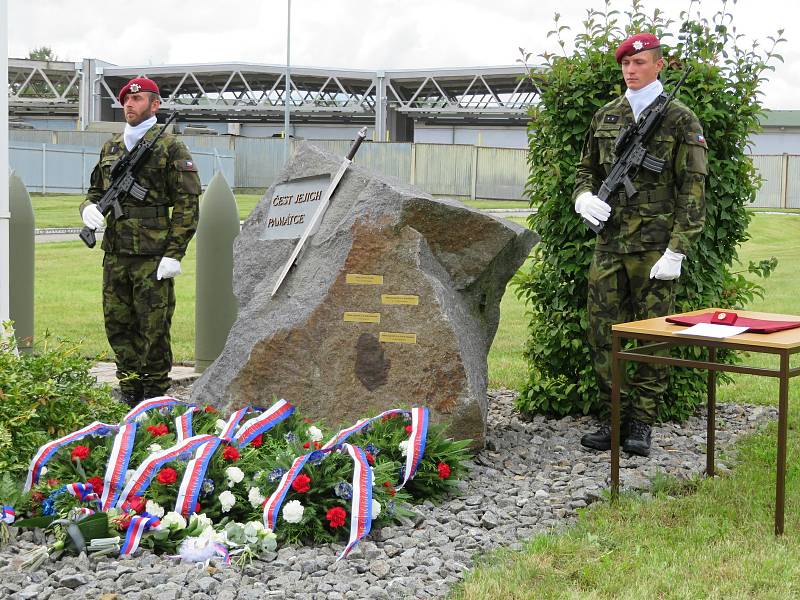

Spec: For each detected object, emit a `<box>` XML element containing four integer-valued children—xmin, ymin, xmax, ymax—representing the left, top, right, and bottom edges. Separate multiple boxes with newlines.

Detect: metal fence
<box><xmin>7</xmin><ymin>128</ymin><xmax>798</xmax><ymax>207</ymax></box>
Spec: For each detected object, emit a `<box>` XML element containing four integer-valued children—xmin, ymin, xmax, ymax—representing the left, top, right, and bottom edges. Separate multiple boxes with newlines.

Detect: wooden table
<box><xmin>610</xmin><ymin>308</ymin><xmax>800</xmax><ymax>534</ymax></box>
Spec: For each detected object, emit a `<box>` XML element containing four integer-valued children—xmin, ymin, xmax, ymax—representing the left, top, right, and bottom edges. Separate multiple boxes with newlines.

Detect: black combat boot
<box><xmin>580</xmin><ymin>423</ymin><xmax>613</xmax><ymax>450</ymax></box>
<box><xmin>115</xmin><ymin>388</ymin><xmax>144</xmax><ymax>408</ymax></box>
<box><xmin>623</xmin><ymin>419</ymin><xmax>652</xmax><ymax>457</ymax></box>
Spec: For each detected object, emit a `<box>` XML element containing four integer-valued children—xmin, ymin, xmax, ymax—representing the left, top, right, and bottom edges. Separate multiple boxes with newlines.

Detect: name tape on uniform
<box><xmin>379</xmin><ymin>332</ymin><xmax>417</xmax><ymax>344</ymax></box>
<box><xmin>346</xmin><ymin>274</ymin><xmax>384</xmax><ymax>285</ymax></box>
<box><xmin>343</xmin><ymin>312</ymin><xmax>381</xmax><ymax>324</ymax></box>
<box><xmin>381</xmin><ymin>294</ymin><xmax>419</xmax><ymax>306</ymax></box>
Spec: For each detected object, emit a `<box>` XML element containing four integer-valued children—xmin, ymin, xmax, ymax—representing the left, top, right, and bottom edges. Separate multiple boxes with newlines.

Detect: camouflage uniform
<box><xmin>574</xmin><ymin>95</ymin><xmax>707</xmax><ymax>422</ymax></box>
<box><xmin>80</xmin><ymin>125</ymin><xmax>200</xmax><ymax>398</ymax></box>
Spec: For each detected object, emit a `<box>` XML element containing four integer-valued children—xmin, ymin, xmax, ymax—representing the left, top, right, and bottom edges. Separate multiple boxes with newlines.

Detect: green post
<box><xmin>9</xmin><ymin>173</ymin><xmax>34</xmax><ymax>352</ymax></box>
<box><xmin>195</xmin><ymin>172</ymin><xmax>240</xmax><ymax>372</ymax></box>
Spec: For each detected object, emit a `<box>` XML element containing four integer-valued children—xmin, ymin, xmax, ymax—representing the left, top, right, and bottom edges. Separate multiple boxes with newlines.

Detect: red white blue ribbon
<box><xmin>24</xmin><ymin>421</ymin><xmax>119</xmax><ymax>492</ymax></box>
<box><xmin>218</xmin><ymin>407</ymin><xmax>250</xmax><ymax>442</ymax></box>
<box><xmin>117</xmin><ymin>434</ymin><xmax>217</xmax><ymax>508</ymax></box>
<box><xmin>232</xmin><ymin>399</ymin><xmax>294</xmax><ymax>448</ymax></box>
<box><xmin>1</xmin><ymin>506</ymin><xmax>14</xmax><ymax>524</ymax></box>
<box><xmin>262</xmin><ymin>451</ymin><xmax>316</xmax><ymax>531</ymax></box>
<box><xmin>398</xmin><ymin>407</ymin><xmax>429</xmax><ymax>489</ymax></box>
<box><xmin>119</xmin><ymin>513</ymin><xmax>162</xmax><ymax>557</ymax></box>
<box><xmin>100</xmin><ymin>423</ymin><xmax>138</xmax><ymax>510</ymax></box>
<box><xmin>73</xmin><ymin>507</ymin><xmax>96</xmax><ymax>520</ymax></box>
<box><xmin>174</xmin><ymin>439</ymin><xmax>220</xmax><ymax>517</ymax></box>
<box><xmin>123</xmin><ymin>396</ymin><xmax>190</xmax><ymax>424</ymax></box>
<box><xmin>321</xmin><ymin>409</ymin><xmax>406</xmax><ymax>450</ymax></box>
<box><xmin>65</xmin><ymin>482</ymin><xmax>100</xmax><ymax>504</ymax></box>
<box><xmin>175</xmin><ymin>406</ymin><xmax>200</xmax><ymax>442</ymax></box>
<box><xmin>337</xmin><ymin>443</ymin><xmax>373</xmax><ymax>560</ymax></box>
<box><xmin>213</xmin><ymin>542</ymin><xmax>231</xmax><ymax>565</ymax></box>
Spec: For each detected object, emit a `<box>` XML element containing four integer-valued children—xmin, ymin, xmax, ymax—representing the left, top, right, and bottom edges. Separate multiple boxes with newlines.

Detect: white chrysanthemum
<box><xmin>145</xmin><ymin>500</ymin><xmax>165</xmax><ymax>518</ymax></box>
<box><xmin>248</xmin><ymin>486</ymin><xmax>266</xmax><ymax>508</ymax></box>
<box><xmin>40</xmin><ymin>466</ymin><xmax>48</xmax><ymax>476</ymax></box>
<box><xmin>225</xmin><ymin>466</ymin><xmax>245</xmax><ymax>486</ymax></box>
<box><xmin>214</xmin><ymin>419</ymin><xmax>227</xmax><ymax>434</ymax></box>
<box><xmin>161</xmin><ymin>511</ymin><xmax>187</xmax><ymax>531</ymax></box>
<box><xmin>307</xmin><ymin>425</ymin><xmax>323</xmax><ymax>442</ymax></box>
<box><xmin>399</xmin><ymin>439</ymin><xmax>409</xmax><ymax>457</ymax></box>
<box><xmin>282</xmin><ymin>499</ymin><xmax>305</xmax><ymax>524</ymax></box>
<box><xmin>189</xmin><ymin>512</ymin><xmax>213</xmax><ymax>533</ymax></box>
<box><xmin>371</xmin><ymin>499</ymin><xmax>381</xmax><ymax>519</ymax></box>
<box><xmin>147</xmin><ymin>443</ymin><xmax>162</xmax><ymax>454</ymax></box>
<box><xmin>219</xmin><ymin>490</ymin><xmax>236</xmax><ymax>513</ymax></box>
<box><xmin>244</xmin><ymin>520</ymin><xmax>265</xmax><ymax>540</ymax></box>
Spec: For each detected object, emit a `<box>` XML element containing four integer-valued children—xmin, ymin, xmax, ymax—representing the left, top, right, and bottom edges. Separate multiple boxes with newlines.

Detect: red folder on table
<box><xmin>666</xmin><ymin>312</ymin><xmax>800</xmax><ymax>334</ymax></box>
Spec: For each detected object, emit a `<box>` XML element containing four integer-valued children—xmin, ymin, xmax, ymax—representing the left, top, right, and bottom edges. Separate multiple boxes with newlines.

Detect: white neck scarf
<box><xmin>123</xmin><ymin>116</ymin><xmax>157</xmax><ymax>151</ymax></box>
<box><xmin>625</xmin><ymin>79</ymin><xmax>663</xmax><ymax>122</ymax></box>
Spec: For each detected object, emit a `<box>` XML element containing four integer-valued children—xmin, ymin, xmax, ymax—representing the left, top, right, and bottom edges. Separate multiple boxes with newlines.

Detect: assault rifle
<box><xmin>79</xmin><ymin>112</ymin><xmax>178</xmax><ymax>248</ymax></box>
<box><xmin>585</xmin><ymin>67</ymin><xmax>692</xmax><ymax>234</ymax></box>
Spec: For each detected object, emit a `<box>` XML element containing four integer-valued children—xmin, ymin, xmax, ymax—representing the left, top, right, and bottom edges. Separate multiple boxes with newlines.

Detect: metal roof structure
<box><xmin>8</xmin><ymin>57</ymin><xmax>543</xmax><ymax>140</ymax></box>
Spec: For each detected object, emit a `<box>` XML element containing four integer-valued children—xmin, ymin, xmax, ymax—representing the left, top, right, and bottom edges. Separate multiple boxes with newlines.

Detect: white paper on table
<box><xmin>673</xmin><ymin>323</ymin><xmax>750</xmax><ymax>339</ymax></box>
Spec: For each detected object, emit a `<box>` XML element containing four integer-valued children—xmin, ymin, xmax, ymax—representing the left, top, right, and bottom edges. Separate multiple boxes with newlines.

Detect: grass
<box><xmin>452</xmin><ymin>211</ymin><xmax>800</xmax><ymax>600</ymax></box>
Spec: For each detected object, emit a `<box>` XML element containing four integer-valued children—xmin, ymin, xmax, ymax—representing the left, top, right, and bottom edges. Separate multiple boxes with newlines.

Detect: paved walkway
<box><xmin>90</xmin><ymin>361</ymin><xmax>200</xmax><ymax>386</ymax></box>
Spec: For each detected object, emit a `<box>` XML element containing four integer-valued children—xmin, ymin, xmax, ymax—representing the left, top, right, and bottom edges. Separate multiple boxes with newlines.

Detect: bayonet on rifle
<box><xmin>79</xmin><ymin>112</ymin><xmax>178</xmax><ymax>248</ymax></box>
<box><xmin>271</xmin><ymin>127</ymin><xmax>368</xmax><ymax>297</ymax></box>
<box><xmin>585</xmin><ymin>67</ymin><xmax>692</xmax><ymax>234</ymax></box>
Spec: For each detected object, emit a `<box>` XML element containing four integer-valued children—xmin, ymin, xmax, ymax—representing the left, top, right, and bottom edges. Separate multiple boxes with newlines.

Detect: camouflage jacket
<box><xmin>80</xmin><ymin>125</ymin><xmax>201</xmax><ymax>259</ymax></box>
<box><xmin>573</xmin><ymin>95</ymin><xmax>707</xmax><ymax>255</ymax></box>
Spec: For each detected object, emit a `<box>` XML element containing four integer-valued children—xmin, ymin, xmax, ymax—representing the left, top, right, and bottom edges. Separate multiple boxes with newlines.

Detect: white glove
<box><xmin>649</xmin><ymin>248</ymin><xmax>685</xmax><ymax>280</ymax></box>
<box><xmin>574</xmin><ymin>191</ymin><xmax>611</xmax><ymax>226</ymax></box>
<box><xmin>156</xmin><ymin>257</ymin><xmax>182</xmax><ymax>280</ymax></box>
<box><xmin>81</xmin><ymin>204</ymin><xmax>105</xmax><ymax>229</ymax></box>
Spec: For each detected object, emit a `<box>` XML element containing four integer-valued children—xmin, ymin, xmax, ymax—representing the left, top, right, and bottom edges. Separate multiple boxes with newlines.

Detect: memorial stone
<box><xmin>191</xmin><ymin>142</ymin><xmax>537</xmax><ymax>444</ymax></box>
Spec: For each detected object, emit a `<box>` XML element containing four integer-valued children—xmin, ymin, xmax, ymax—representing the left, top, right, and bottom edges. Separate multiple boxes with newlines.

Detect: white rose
<box><xmin>40</xmin><ymin>466</ymin><xmax>48</xmax><ymax>476</ymax></box>
<box><xmin>214</xmin><ymin>419</ymin><xmax>228</xmax><ymax>434</ymax></box>
<box><xmin>282</xmin><ymin>499</ymin><xmax>305</xmax><ymax>524</ymax></box>
<box><xmin>145</xmin><ymin>500</ymin><xmax>165</xmax><ymax>518</ymax></box>
<box><xmin>371</xmin><ymin>499</ymin><xmax>381</xmax><ymax>519</ymax></box>
<box><xmin>243</xmin><ymin>520</ymin><xmax>265</xmax><ymax>541</ymax></box>
<box><xmin>147</xmin><ymin>443</ymin><xmax>162</xmax><ymax>454</ymax></box>
<box><xmin>225</xmin><ymin>466</ymin><xmax>245</xmax><ymax>486</ymax></box>
<box><xmin>189</xmin><ymin>512</ymin><xmax>213</xmax><ymax>533</ymax></box>
<box><xmin>307</xmin><ymin>425</ymin><xmax>323</xmax><ymax>442</ymax></box>
<box><xmin>248</xmin><ymin>486</ymin><xmax>266</xmax><ymax>508</ymax></box>
<box><xmin>399</xmin><ymin>439</ymin><xmax>409</xmax><ymax>457</ymax></box>
<box><xmin>219</xmin><ymin>490</ymin><xmax>236</xmax><ymax>513</ymax></box>
<box><xmin>161</xmin><ymin>511</ymin><xmax>187</xmax><ymax>531</ymax></box>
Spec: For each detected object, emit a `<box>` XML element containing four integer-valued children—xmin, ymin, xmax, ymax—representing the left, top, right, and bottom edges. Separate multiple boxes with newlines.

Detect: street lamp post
<box><xmin>284</xmin><ymin>0</ymin><xmax>291</xmax><ymax>160</ymax></box>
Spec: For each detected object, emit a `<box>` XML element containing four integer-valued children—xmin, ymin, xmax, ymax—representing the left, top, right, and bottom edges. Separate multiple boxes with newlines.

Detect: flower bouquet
<box><xmin>8</xmin><ymin>396</ymin><xmax>471</xmax><ymax>564</ymax></box>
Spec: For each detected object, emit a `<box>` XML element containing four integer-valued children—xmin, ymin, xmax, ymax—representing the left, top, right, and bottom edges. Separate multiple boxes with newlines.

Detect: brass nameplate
<box><xmin>379</xmin><ymin>332</ymin><xmax>417</xmax><ymax>344</ymax></box>
<box><xmin>344</xmin><ymin>312</ymin><xmax>381</xmax><ymax>323</ymax></box>
<box><xmin>381</xmin><ymin>294</ymin><xmax>419</xmax><ymax>306</ymax></box>
<box><xmin>346</xmin><ymin>274</ymin><xmax>384</xmax><ymax>285</ymax></box>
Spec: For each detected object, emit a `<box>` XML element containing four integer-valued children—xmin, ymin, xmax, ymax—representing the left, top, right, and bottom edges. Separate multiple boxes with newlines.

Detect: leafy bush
<box><xmin>515</xmin><ymin>1</ymin><xmax>782</xmax><ymax>419</ymax></box>
<box><xmin>0</xmin><ymin>324</ymin><xmax>127</xmax><ymax>478</ymax></box>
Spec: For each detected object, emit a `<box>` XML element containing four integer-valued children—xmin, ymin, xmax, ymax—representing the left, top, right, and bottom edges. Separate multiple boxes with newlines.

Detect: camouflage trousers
<box><xmin>587</xmin><ymin>249</ymin><xmax>675</xmax><ymax>424</ymax></box>
<box><xmin>102</xmin><ymin>254</ymin><xmax>175</xmax><ymax>397</ymax></box>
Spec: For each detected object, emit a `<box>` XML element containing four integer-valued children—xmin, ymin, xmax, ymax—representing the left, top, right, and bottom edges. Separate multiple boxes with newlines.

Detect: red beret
<box><xmin>615</xmin><ymin>33</ymin><xmax>661</xmax><ymax>64</ymax></box>
<box><xmin>118</xmin><ymin>77</ymin><xmax>160</xmax><ymax>104</ymax></box>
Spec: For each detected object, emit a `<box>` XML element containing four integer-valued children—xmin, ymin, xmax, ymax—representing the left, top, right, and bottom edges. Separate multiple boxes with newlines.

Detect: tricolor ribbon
<box><xmin>72</xmin><ymin>507</ymin><xmax>96</xmax><ymax>520</ymax></box>
<box><xmin>1</xmin><ymin>506</ymin><xmax>15</xmax><ymax>524</ymax></box>
<box><xmin>24</xmin><ymin>421</ymin><xmax>119</xmax><ymax>492</ymax></box>
<box><xmin>65</xmin><ymin>482</ymin><xmax>100</xmax><ymax>504</ymax></box>
<box><xmin>262</xmin><ymin>451</ymin><xmax>316</xmax><ymax>531</ymax></box>
<box><xmin>232</xmin><ymin>399</ymin><xmax>294</xmax><ymax>448</ymax></box>
<box><xmin>174</xmin><ymin>439</ymin><xmax>220</xmax><ymax>517</ymax></box>
<box><xmin>116</xmin><ymin>435</ymin><xmax>217</xmax><ymax>508</ymax></box>
<box><xmin>218</xmin><ymin>407</ymin><xmax>251</xmax><ymax>441</ymax></box>
<box><xmin>321</xmin><ymin>409</ymin><xmax>406</xmax><ymax>450</ymax></box>
<box><xmin>398</xmin><ymin>407</ymin><xmax>429</xmax><ymax>490</ymax></box>
<box><xmin>213</xmin><ymin>542</ymin><xmax>231</xmax><ymax>565</ymax></box>
<box><xmin>100</xmin><ymin>423</ymin><xmax>138</xmax><ymax>510</ymax></box>
<box><xmin>119</xmin><ymin>513</ymin><xmax>161</xmax><ymax>557</ymax></box>
<box><xmin>175</xmin><ymin>406</ymin><xmax>200</xmax><ymax>442</ymax></box>
<box><xmin>123</xmin><ymin>396</ymin><xmax>190</xmax><ymax>424</ymax></box>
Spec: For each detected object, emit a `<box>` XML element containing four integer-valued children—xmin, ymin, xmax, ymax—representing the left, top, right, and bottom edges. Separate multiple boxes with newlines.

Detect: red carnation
<box><xmin>147</xmin><ymin>423</ymin><xmax>169</xmax><ymax>437</ymax></box>
<box><xmin>250</xmin><ymin>434</ymin><xmax>264</xmax><ymax>448</ymax></box>
<box><xmin>303</xmin><ymin>441</ymin><xmax>311</xmax><ymax>449</ymax></box>
<box><xmin>203</xmin><ymin>406</ymin><xmax>217</xmax><ymax>413</ymax></box>
<box><xmin>46</xmin><ymin>478</ymin><xmax>60</xmax><ymax>487</ymax></box>
<box><xmin>71</xmin><ymin>445</ymin><xmax>90</xmax><ymax>461</ymax></box>
<box><xmin>437</xmin><ymin>462</ymin><xmax>451</xmax><ymax>479</ymax></box>
<box><xmin>365</xmin><ymin>452</ymin><xmax>375</xmax><ymax>465</ymax></box>
<box><xmin>313</xmin><ymin>441</ymin><xmax>321</xmax><ymax>450</ymax></box>
<box><xmin>157</xmin><ymin>467</ymin><xmax>178</xmax><ymax>485</ymax></box>
<box><xmin>326</xmin><ymin>506</ymin><xmax>347</xmax><ymax>528</ymax></box>
<box><xmin>31</xmin><ymin>491</ymin><xmax>45</xmax><ymax>504</ymax></box>
<box><xmin>303</xmin><ymin>417</ymin><xmax>314</xmax><ymax>424</ymax></box>
<box><xmin>122</xmin><ymin>496</ymin><xmax>146</xmax><ymax>513</ymax></box>
<box><xmin>87</xmin><ymin>476</ymin><xmax>105</xmax><ymax>496</ymax></box>
<box><xmin>223</xmin><ymin>446</ymin><xmax>240</xmax><ymax>461</ymax></box>
<box><xmin>405</xmin><ymin>425</ymin><xmax>413</xmax><ymax>434</ymax></box>
<box><xmin>292</xmin><ymin>473</ymin><xmax>311</xmax><ymax>493</ymax></box>
<box><xmin>195</xmin><ymin>502</ymin><xmax>201</xmax><ymax>513</ymax></box>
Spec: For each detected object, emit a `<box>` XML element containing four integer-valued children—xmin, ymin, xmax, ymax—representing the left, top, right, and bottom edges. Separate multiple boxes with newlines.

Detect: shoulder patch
<box><xmin>604</xmin><ymin>114</ymin><xmax>620</xmax><ymax>124</ymax></box>
<box><xmin>175</xmin><ymin>159</ymin><xmax>198</xmax><ymax>172</ymax></box>
<box><xmin>685</xmin><ymin>131</ymin><xmax>708</xmax><ymax>148</ymax></box>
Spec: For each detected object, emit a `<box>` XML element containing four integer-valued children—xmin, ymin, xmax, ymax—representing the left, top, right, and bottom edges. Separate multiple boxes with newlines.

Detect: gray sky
<box><xmin>8</xmin><ymin>0</ymin><xmax>800</xmax><ymax>109</ymax></box>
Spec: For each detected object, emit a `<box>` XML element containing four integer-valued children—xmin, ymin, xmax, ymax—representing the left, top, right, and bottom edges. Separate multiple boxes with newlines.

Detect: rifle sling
<box><xmin>614</xmin><ymin>188</ymin><xmax>673</xmax><ymax>206</ymax></box>
<box><xmin>120</xmin><ymin>206</ymin><xmax>170</xmax><ymax>219</ymax></box>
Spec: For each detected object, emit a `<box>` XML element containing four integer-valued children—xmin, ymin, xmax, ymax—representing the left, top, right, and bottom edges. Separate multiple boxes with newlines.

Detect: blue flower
<box><xmin>385</xmin><ymin>500</ymin><xmax>396</xmax><ymax>517</ymax></box>
<box><xmin>308</xmin><ymin>450</ymin><xmax>325</xmax><ymax>464</ymax></box>
<box><xmin>268</xmin><ymin>467</ymin><xmax>286</xmax><ymax>482</ymax></box>
<box><xmin>41</xmin><ymin>486</ymin><xmax>67</xmax><ymax>516</ymax></box>
<box><xmin>364</xmin><ymin>443</ymin><xmax>379</xmax><ymax>456</ymax></box>
<box><xmin>158</xmin><ymin>406</ymin><xmax>172</xmax><ymax>417</ymax></box>
<box><xmin>284</xmin><ymin>432</ymin><xmax>297</xmax><ymax>443</ymax></box>
<box><xmin>334</xmin><ymin>481</ymin><xmax>353</xmax><ymax>500</ymax></box>
<box><xmin>178</xmin><ymin>452</ymin><xmax>192</xmax><ymax>462</ymax></box>
<box><xmin>200</xmin><ymin>478</ymin><xmax>215</xmax><ymax>497</ymax></box>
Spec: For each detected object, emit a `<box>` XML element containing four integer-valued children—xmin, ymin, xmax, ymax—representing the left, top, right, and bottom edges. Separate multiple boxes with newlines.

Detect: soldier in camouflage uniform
<box><xmin>573</xmin><ymin>34</ymin><xmax>707</xmax><ymax>456</ymax></box>
<box><xmin>80</xmin><ymin>77</ymin><xmax>200</xmax><ymax>406</ymax></box>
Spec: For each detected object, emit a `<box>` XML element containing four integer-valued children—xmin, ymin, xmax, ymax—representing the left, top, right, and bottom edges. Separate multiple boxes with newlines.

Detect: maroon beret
<box><xmin>118</xmin><ymin>77</ymin><xmax>160</xmax><ymax>104</ymax></box>
<box><xmin>615</xmin><ymin>33</ymin><xmax>661</xmax><ymax>64</ymax></box>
